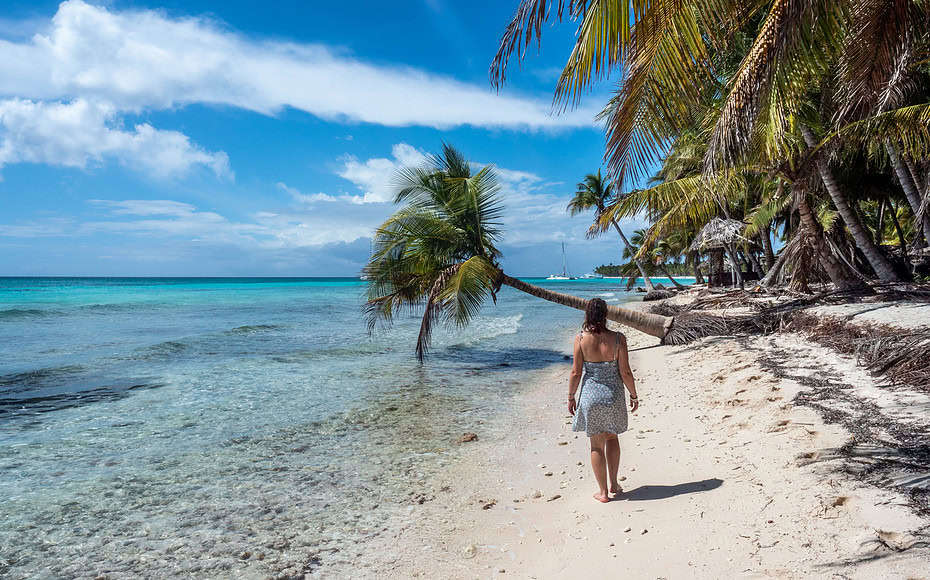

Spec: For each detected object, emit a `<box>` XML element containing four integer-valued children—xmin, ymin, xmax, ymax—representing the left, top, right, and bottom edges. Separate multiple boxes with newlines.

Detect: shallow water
<box><xmin>0</xmin><ymin>276</ymin><xmax>675</xmax><ymax>578</ymax></box>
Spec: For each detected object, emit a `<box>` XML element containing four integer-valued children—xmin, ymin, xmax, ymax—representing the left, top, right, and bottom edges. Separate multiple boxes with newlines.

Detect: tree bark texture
<box><xmin>499</xmin><ymin>273</ymin><xmax>672</xmax><ymax>339</ymax></box>
<box><xmin>800</xmin><ymin>126</ymin><xmax>900</xmax><ymax>282</ymax></box>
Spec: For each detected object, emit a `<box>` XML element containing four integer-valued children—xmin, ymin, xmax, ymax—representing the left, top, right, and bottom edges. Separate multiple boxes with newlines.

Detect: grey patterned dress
<box><xmin>572</xmin><ymin>333</ymin><xmax>629</xmax><ymax>436</ymax></box>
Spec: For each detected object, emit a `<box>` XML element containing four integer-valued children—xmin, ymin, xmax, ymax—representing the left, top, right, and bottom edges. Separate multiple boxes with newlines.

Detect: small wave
<box><xmin>445</xmin><ymin>314</ymin><xmax>523</xmax><ymax>347</ymax></box>
<box><xmin>130</xmin><ymin>340</ymin><xmax>190</xmax><ymax>361</ymax></box>
<box><xmin>80</xmin><ymin>303</ymin><xmax>133</xmax><ymax>312</ymax></box>
<box><xmin>596</xmin><ymin>292</ymin><xmax>615</xmax><ymax>297</ymax></box>
<box><xmin>78</xmin><ymin>302</ymin><xmax>162</xmax><ymax>315</ymax></box>
<box><xmin>225</xmin><ymin>324</ymin><xmax>283</xmax><ymax>335</ymax></box>
<box><xmin>0</xmin><ymin>364</ymin><xmax>87</xmax><ymax>392</ymax></box>
<box><xmin>0</xmin><ymin>308</ymin><xmax>51</xmax><ymax>320</ymax></box>
<box><xmin>272</xmin><ymin>345</ymin><xmax>387</xmax><ymax>363</ymax></box>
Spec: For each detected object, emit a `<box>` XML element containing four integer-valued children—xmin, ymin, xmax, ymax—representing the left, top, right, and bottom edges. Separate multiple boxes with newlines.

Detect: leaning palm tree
<box><xmin>364</xmin><ymin>145</ymin><xmax>718</xmax><ymax>360</ymax></box>
<box><xmin>567</xmin><ymin>170</ymin><xmax>655</xmax><ymax>290</ymax></box>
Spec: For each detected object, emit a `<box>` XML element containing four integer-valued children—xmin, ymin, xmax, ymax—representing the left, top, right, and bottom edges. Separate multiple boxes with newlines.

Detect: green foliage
<box><xmin>365</xmin><ymin>144</ymin><xmax>505</xmax><ymax>360</ymax></box>
<box><xmin>595</xmin><ymin>262</ymin><xmax>692</xmax><ymax>277</ymax></box>
<box><xmin>493</xmin><ymin>0</ymin><xmax>930</xmax><ymax>286</ymax></box>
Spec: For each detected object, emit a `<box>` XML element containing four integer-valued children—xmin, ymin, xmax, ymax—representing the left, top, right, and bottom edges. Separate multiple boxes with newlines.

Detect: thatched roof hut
<box><xmin>689</xmin><ymin>218</ymin><xmax>751</xmax><ymax>252</ymax></box>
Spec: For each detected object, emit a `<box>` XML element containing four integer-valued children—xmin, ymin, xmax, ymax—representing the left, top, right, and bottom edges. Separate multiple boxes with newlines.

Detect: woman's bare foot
<box><xmin>593</xmin><ymin>491</ymin><xmax>610</xmax><ymax>503</ymax></box>
<box><xmin>609</xmin><ymin>483</ymin><xmax>623</xmax><ymax>495</ymax></box>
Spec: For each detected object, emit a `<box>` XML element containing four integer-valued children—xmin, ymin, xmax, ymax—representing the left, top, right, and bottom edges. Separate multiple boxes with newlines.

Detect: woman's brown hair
<box><xmin>583</xmin><ymin>298</ymin><xmax>608</xmax><ymax>333</ymax></box>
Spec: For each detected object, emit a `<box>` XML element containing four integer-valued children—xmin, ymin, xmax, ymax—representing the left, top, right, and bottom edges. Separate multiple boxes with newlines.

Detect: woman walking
<box><xmin>568</xmin><ymin>298</ymin><xmax>639</xmax><ymax>503</ymax></box>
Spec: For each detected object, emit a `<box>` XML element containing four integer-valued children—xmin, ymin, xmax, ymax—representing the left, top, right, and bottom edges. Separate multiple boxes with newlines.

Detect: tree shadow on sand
<box><xmin>622</xmin><ymin>478</ymin><xmax>723</xmax><ymax>501</ymax></box>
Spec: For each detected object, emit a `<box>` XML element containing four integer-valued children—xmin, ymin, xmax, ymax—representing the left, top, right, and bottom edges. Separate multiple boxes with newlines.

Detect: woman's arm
<box><xmin>568</xmin><ymin>334</ymin><xmax>584</xmax><ymax>415</ymax></box>
<box><xmin>617</xmin><ymin>333</ymin><xmax>639</xmax><ymax>413</ymax></box>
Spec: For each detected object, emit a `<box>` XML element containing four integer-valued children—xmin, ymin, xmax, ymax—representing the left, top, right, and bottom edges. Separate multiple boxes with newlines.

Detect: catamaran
<box><xmin>547</xmin><ymin>243</ymin><xmax>577</xmax><ymax>280</ymax></box>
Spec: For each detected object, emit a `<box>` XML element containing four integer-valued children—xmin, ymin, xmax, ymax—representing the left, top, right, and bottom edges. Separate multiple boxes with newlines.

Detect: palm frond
<box><xmin>598</xmin><ymin>1</ymin><xmax>736</xmax><ymax>188</ymax></box>
<box><xmin>836</xmin><ymin>0</ymin><xmax>926</xmax><ymax>121</ymax></box>
<box><xmin>744</xmin><ymin>179</ymin><xmax>791</xmax><ymax>237</ymax></box>
<box><xmin>439</xmin><ymin>256</ymin><xmax>500</xmax><ymax>328</ymax></box>
<box><xmin>707</xmin><ymin>0</ymin><xmax>846</xmax><ymax>168</ymax></box>
<box><xmin>818</xmin><ymin>102</ymin><xmax>930</xmax><ymax>160</ymax></box>
<box><xmin>415</xmin><ymin>264</ymin><xmax>460</xmax><ymax>362</ymax></box>
<box><xmin>490</xmin><ymin>0</ymin><xmax>579</xmax><ymax>88</ymax></box>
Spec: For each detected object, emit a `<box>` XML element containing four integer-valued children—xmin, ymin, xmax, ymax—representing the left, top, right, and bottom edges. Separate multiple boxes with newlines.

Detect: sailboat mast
<box><xmin>561</xmin><ymin>242</ymin><xmax>567</xmax><ymax>277</ymax></box>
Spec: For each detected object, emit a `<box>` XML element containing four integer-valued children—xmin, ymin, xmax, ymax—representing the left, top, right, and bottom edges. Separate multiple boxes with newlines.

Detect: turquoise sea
<box><xmin>0</xmin><ymin>276</ymin><xmax>685</xmax><ymax>578</ymax></box>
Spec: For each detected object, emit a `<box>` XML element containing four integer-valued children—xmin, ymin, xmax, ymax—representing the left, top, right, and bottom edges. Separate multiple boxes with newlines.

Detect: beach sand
<box><xmin>346</xmin><ymin>313</ymin><xmax>930</xmax><ymax>578</ymax></box>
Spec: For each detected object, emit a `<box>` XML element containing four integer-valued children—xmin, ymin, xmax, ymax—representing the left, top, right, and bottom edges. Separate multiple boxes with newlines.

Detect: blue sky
<box><xmin>0</xmin><ymin>0</ymin><xmax>649</xmax><ymax>276</ymax></box>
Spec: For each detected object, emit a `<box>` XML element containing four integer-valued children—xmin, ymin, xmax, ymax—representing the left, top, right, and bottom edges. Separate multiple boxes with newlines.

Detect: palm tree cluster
<box><xmin>567</xmin><ymin>170</ymin><xmax>656</xmax><ymax>290</ymax></box>
<box><xmin>492</xmin><ymin>0</ymin><xmax>930</xmax><ymax>291</ymax></box>
<box><xmin>568</xmin><ymin>171</ymin><xmax>698</xmax><ymax>289</ymax></box>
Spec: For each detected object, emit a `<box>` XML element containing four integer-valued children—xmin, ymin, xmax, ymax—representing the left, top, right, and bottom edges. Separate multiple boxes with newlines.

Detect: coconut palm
<box><xmin>567</xmin><ymin>170</ymin><xmax>655</xmax><ymax>290</ymax></box>
<box><xmin>491</xmin><ymin>0</ymin><xmax>930</xmax><ymax>287</ymax></box>
<box><xmin>363</xmin><ymin>144</ymin><xmax>722</xmax><ymax>360</ymax></box>
<box><xmin>654</xmin><ymin>234</ymin><xmax>689</xmax><ymax>289</ymax></box>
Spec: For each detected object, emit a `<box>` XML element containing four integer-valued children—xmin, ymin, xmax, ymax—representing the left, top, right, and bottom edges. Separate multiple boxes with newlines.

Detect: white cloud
<box><xmin>0</xmin><ymin>1</ymin><xmax>599</xmax><ymax>130</ymax></box>
<box><xmin>0</xmin><ymin>145</ymin><xmax>645</xmax><ymax>275</ymax></box>
<box><xmin>0</xmin><ymin>98</ymin><xmax>230</xmax><ymax>178</ymax></box>
<box><xmin>80</xmin><ymin>196</ymin><xmax>385</xmax><ymax>248</ymax></box>
<box><xmin>0</xmin><ymin>217</ymin><xmax>72</xmax><ymax>237</ymax></box>
<box><xmin>486</xmin><ymin>165</ymin><xmax>543</xmax><ymax>187</ymax></box>
<box><xmin>83</xmin><ymin>199</ymin><xmax>258</xmax><ymax>242</ymax></box>
<box><xmin>337</xmin><ymin>143</ymin><xmax>429</xmax><ymax>203</ymax></box>
<box><xmin>276</xmin><ymin>182</ymin><xmax>344</xmax><ymax>204</ymax></box>
<box><xmin>89</xmin><ymin>199</ymin><xmax>201</xmax><ymax>216</ymax></box>
<box><xmin>0</xmin><ymin>1</ymin><xmax>600</xmax><ymax>180</ymax></box>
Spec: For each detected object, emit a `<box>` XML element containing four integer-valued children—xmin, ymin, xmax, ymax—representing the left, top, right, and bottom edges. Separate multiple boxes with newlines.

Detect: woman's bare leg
<box><xmin>589</xmin><ymin>433</ymin><xmax>609</xmax><ymax>502</ymax></box>
<box><xmin>605</xmin><ymin>434</ymin><xmax>621</xmax><ymax>494</ymax></box>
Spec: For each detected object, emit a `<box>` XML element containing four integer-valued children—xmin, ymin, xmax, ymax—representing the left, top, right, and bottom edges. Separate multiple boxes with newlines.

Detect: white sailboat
<box><xmin>547</xmin><ymin>243</ymin><xmax>577</xmax><ymax>280</ymax></box>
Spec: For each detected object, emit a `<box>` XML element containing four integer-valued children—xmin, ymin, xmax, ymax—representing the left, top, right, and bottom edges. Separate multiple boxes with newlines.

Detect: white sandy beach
<box><xmin>345</xmin><ymin>307</ymin><xmax>930</xmax><ymax>579</ymax></box>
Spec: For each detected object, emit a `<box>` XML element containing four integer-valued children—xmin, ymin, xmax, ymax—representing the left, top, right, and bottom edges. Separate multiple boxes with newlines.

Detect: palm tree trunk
<box><xmin>689</xmin><ymin>252</ymin><xmax>705</xmax><ymax>284</ymax></box>
<box><xmin>905</xmin><ymin>157</ymin><xmax>924</xmax><ymax>193</ymax></box>
<box><xmin>888</xmin><ymin>200</ymin><xmax>910</xmax><ymax>260</ymax></box>
<box><xmin>761</xmin><ymin>249</ymin><xmax>788</xmax><ymax>287</ymax></box>
<box><xmin>724</xmin><ymin>244</ymin><xmax>744</xmax><ymax>288</ymax></box>
<box><xmin>745</xmin><ymin>247</ymin><xmax>762</xmax><ymax>276</ymax></box>
<box><xmin>610</xmin><ymin>219</ymin><xmax>654</xmax><ymax>291</ymax></box>
<box><xmin>498</xmin><ymin>273</ymin><xmax>672</xmax><ymax>339</ymax></box>
<box><xmin>708</xmin><ymin>249</ymin><xmax>725</xmax><ymax>286</ymax></box>
<box><xmin>658</xmin><ymin>263</ymin><xmax>687</xmax><ymax>289</ymax></box>
<box><xmin>886</xmin><ymin>141</ymin><xmax>930</xmax><ymax>246</ymax></box>
<box><xmin>801</xmin><ymin>126</ymin><xmax>901</xmax><ymax>281</ymax></box>
<box><xmin>876</xmin><ymin>197</ymin><xmax>886</xmax><ymax>245</ymax></box>
<box><xmin>796</xmin><ymin>196</ymin><xmax>870</xmax><ymax>292</ymax></box>
<box><xmin>761</xmin><ymin>227</ymin><xmax>776</xmax><ymax>272</ymax></box>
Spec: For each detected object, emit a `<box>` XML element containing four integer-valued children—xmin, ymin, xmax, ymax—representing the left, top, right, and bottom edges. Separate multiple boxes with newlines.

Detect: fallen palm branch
<box><xmin>661</xmin><ymin>311</ymin><xmax>735</xmax><ymax>344</ymax></box>
<box><xmin>649</xmin><ymin>291</ymin><xmax>930</xmax><ymax>389</ymax></box>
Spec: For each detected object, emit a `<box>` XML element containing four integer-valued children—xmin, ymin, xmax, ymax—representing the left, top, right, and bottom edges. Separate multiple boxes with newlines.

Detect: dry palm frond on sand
<box><xmin>650</xmin><ymin>289</ymin><xmax>930</xmax><ymax>389</ymax></box>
